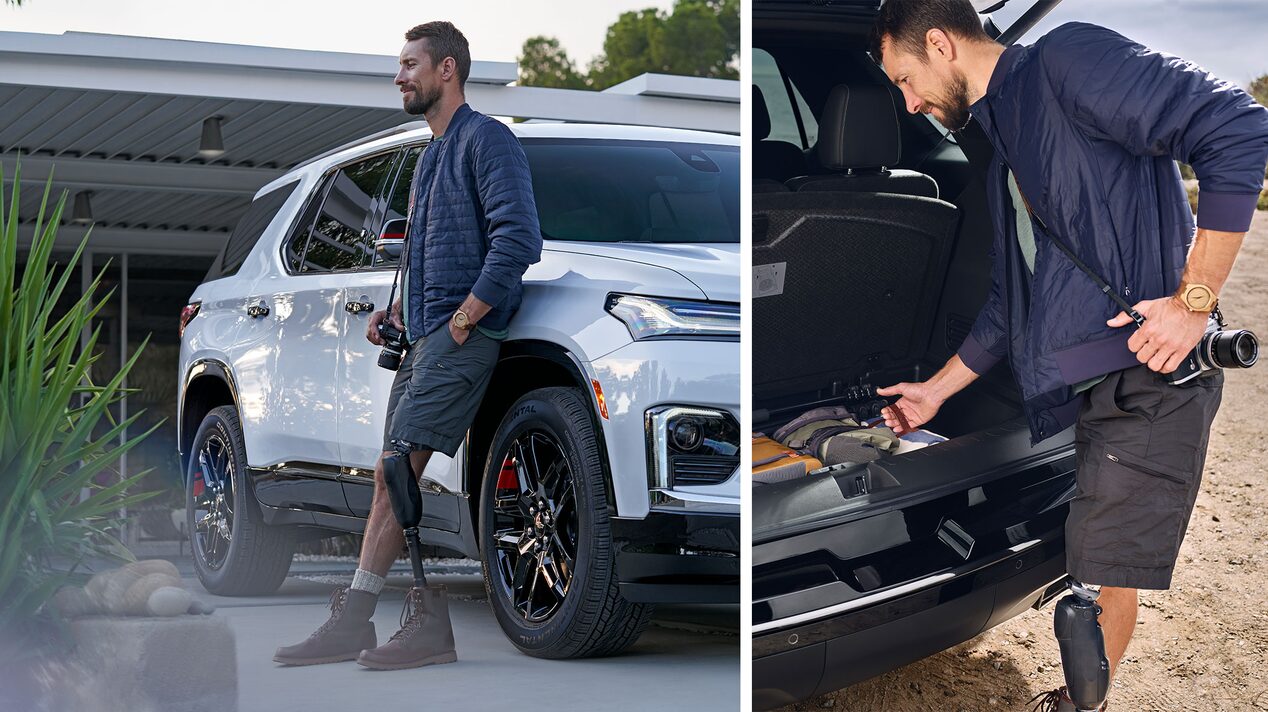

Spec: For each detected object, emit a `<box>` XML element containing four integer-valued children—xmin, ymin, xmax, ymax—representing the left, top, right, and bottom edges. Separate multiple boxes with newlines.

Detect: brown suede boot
<box><xmin>273</xmin><ymin>586</ymin><xmax>378</xmax><ymax>666</ymax></box>
<box><xmin>357</xmin><ymin>584</ymin><xmax>457</xmax><ymax>670</ymax></box>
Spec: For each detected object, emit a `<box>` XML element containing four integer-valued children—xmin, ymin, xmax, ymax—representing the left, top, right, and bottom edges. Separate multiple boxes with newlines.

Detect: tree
<box><xmin>519</xmin><ymin>0</ymin><xmax>740</xmax><ymax>91</ymax></box>
<box><xmin>518</xmin><ymin>37</ymin><xmax>588</xmax><ymax>90</ymax></box>
<box><xmin>1250</xmin><ymin>74</ymin><xmax>1268</xmax><ymax>106</ymax></box>
<box><xmin>587</xmin><ymin>9</ymin><xmax>664</xmax><ymax>89</ymax></box>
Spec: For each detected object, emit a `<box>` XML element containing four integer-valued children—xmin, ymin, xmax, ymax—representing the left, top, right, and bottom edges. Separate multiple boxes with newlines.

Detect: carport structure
<box><xmin>0</xmin><ymin>30</ymin><xmax>740</xmax><ymax>537</ymax></box>
<box><xmin>1</xmin><ymin>30</ymin><xmax>740</xmax><ymax>255</ymax></box>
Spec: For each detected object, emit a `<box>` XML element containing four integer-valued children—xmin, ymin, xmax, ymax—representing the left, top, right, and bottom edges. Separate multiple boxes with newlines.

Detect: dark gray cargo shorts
<box><xmin>382</xmin><ymin>326</ymin><xmax>500</xmax><ymax>458</ymax></box>
<box><xmin>1066</xmin><ymin>364</ymin><xmax>1224</xmax><ymax>590</ymax></box>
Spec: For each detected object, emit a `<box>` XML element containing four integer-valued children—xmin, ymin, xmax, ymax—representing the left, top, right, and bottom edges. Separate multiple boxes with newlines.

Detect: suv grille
<box><xmin>671</xmin><ymin>456</ymin><xmax>738</xmax><ymax>486</ymax></box>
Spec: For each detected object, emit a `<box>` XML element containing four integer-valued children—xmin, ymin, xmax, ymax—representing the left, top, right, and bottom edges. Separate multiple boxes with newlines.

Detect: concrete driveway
<box><xmin>175</xmin><ymin>556</ymin><xmax>739</xmax><ymax>712</ymax></box>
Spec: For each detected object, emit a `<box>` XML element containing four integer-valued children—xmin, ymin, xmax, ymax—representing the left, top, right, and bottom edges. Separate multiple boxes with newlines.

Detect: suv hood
<box><xmin>545</xmin><ymin>243</ymin><xmax>740</xmax><ymax>302</ymax></box>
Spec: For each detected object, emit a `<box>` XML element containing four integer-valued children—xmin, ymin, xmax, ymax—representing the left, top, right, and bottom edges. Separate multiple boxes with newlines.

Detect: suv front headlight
<box><xmin>605</xmin><ymin>294</ymin><xmax>740</xmax><ymax>341</ymax></box>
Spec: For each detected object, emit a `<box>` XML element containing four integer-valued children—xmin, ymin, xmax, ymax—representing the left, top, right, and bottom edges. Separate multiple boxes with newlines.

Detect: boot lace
<box><xmin>389</xmin><ymin>587</ymin><xmax>426</xmax><ymax>643</ymax></box>
<box><xmin>1029</xmin><ymin>688</ymin><xmax>1064</xmax><ymax>712</ymax></box>
<box><xmin>1028</xmin><ymin>688</ymin><xmax>1107</xmax><ymax>712</ymax></box>
<box><xmin>309</xmin><ymin>586</ymin><xmax>349</xmax><ymax>639</ymax></box>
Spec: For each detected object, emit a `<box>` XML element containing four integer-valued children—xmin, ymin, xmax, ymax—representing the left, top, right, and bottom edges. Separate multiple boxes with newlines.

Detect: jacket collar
<box><xmin>969</xmin><ymin>43</ymin><xmax>1024</xmax><ymax>135</ymax></box>
<box><xmin>436</xmin><ymin>102</ymin><xmax>474</xmax><ymax>140</ymax></box>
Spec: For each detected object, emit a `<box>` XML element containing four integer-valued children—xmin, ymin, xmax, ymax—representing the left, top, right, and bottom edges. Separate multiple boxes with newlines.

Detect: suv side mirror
<box><xmin>375</xmin><ymin>218</ymin><xmax>408</xmax><ymax>263</ymax></box>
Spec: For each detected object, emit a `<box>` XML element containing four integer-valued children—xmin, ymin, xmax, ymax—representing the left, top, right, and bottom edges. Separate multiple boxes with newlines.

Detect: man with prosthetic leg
<box><xmin>272</xmin><ymin>20</ymin><xmax>542</xmax><ymax>670</ymax></box>
<box><xmin>868</xmin><ymin>2</ymin><xmax>1268</xmax><ymax>708</ymax></box>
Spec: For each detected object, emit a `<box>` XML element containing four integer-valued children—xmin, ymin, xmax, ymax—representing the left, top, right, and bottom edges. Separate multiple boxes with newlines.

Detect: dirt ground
<box><xmin>782</xmin><ymin>211</ymin><xmax>1268</xmax><ymax>712</ymax></box>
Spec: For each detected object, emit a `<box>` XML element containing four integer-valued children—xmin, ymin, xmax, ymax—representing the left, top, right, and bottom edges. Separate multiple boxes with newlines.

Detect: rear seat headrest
<box><xmin>816</xmin><ymin>84</ymin><xmax>902</xmax><ymax>171</ymax></box>
<box><xmin>753</xmin><ymin>85</ymin><xmax>772</xmax><ymax>141</ymax></box>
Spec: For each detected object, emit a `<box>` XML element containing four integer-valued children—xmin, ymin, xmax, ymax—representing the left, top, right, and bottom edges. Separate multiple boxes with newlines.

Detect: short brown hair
<box><xmin>405</xmin><ymin>21</ymin><xmax>471</xmax><ymax>86</ymax></box>
<box><xmin>869</xmin><ymin>0</ymin><xmax>992</xmax><ymax>65</ymax></box>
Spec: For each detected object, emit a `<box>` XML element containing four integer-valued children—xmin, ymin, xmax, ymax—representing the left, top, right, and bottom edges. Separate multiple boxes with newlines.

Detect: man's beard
<box><xmin>939</xmin><ymin>71</ymin><xmax>973</xmax><ymax>133</ymax></box>
<box><xmin>403</xmin><ymin>84</ymin><xmax>441</xmax><ymax>116</ymax></box>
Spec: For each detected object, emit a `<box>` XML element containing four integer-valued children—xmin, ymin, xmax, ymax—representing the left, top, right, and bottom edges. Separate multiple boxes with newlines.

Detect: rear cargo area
<box><xmin>750</xmin><ymin>188</ymin><xmax>1068</xmax><ymax>541</ymax></box>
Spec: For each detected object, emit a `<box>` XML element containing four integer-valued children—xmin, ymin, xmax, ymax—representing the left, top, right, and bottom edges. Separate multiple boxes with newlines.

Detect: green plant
<box><xmin>1259</xmin><ymin>187</ymin><xmax>1268</xmax><ymax>212</ymax></box>
<box><xmin>0</xmin><ymin>161</ymin><xmax>160</xmax><ymax>659</ymax></box>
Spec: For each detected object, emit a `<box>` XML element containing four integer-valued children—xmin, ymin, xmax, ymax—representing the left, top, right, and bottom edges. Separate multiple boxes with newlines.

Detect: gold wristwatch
<box><xmin>451</xmin><ymin>309</ymin><xmax>476</xmax><ymax>331</ymax></box>
<box><xmin>1176</xmin><ymin>282</ymin><xmax>1217</xmax><ymax>313</ymax></box>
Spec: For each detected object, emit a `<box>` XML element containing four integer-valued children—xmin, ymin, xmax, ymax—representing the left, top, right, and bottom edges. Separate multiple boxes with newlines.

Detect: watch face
<box><xmin>1185</xmin><ymin>285</ymin><xmax>1214</xmax><ymax>311</ymax></box>
<box><xmin>453</xmin><ymin>310</ymin><xmax>469</xmax><ymax>328</ymax></box>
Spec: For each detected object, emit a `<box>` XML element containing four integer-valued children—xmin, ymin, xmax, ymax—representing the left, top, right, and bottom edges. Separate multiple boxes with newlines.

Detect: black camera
<box><xmin>377</xmin><ymin>322</ymin><xmax>410</xmax><ymax>371</ymax></box>
<box><xmin>1164</xmin><ymin>310</ymin><xmax>1259</xmax><ymax>385</ymax></box>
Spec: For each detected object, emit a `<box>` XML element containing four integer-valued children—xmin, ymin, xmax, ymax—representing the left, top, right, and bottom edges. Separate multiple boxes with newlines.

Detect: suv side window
<box><xmin>753</xmin><ymin>48</ymin><xmax>818</xmax><ymax>149</ymax></box>
<box><xmin>370</xmin><ymin>144</ymin><xmax>426</xmax><ymax>269</ymax></box>
<box><xmin>211</xmin><ymin>181</ymin><xmax>298</xmax><ymax>281</ymax></box>
<box><xmin>290</xmin><ymin>151</ymin><xmax>397</xmax><ymax>274</ymax></box>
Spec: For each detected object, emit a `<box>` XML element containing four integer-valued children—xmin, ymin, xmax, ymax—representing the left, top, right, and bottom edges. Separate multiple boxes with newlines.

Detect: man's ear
<box><xmin>441</xmin><ymin>57</ymin><xmax>457</xmax><ymax>83</ymax></box>
<box><xmin>925</xmin><ymin>28</ymin><xmax>957</xmax><ymax>63</ymax></box>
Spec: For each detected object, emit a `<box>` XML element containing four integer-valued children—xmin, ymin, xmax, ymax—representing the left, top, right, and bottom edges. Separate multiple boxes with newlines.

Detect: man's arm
<box><xmin>1040</xmin><ymin>23</ymin><xmax>1268</xmax><ymax>371</ymax></box>
<box><xmin>879</xmin><ymin>354</ymin><xmax>981</xmax><ymax>435</ymax></box>
<box><xmin>1107</xmin><ymin>227</ymin><xmax>1247</xmax><ymax>373</ymax></box>
<box><xmin>1041</xmin><ymin>22</ymin><xmax>1268</xmax><ymax>234</ymax></box>
<box><xmin>470</xmin><ymin>123</ymin><xmax>543</xmax><ymax>308</ymax></box>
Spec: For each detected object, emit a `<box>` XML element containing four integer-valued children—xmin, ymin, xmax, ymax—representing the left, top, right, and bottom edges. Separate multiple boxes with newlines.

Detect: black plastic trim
<box><xmin>611</xmin><ymin>511</ymin><xmax>740</xmax><ymax>603</ymax></box>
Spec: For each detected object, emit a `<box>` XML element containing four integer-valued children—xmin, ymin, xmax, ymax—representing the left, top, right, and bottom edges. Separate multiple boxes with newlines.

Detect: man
<box><xmin>273</xmin><ymin>21</ymin><xmax>542</xmax><ymax>670</ymax></box>
<box><xmin>868</xmin><ymin>1</ymin><xmax>1268</xmax><ymax>709</ymax></box>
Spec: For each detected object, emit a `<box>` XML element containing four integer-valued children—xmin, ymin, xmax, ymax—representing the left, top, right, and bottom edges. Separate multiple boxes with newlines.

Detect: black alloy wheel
<box><xmin>186</xmin><ymin>405</ymin><xmax>294</xmax><ymax>595</ymax></box>
<box><xmin>191</xmin><ymin>432</ymin><xmax>235</xmax><ymax>570</ymax></box>
<box><xmin>490</xmin><ymin>431</ymin><xmax>579</xmax><ymax>623</ymax></box>
<box><xmin>479</xmin><ymin>387</ymin><xmax>653</xmax><ymax>659</ymax></box>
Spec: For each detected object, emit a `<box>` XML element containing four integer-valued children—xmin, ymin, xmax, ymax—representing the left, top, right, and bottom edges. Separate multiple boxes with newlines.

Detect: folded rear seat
<box><xmin>752</xmin><ymin>190</ymin><xmax>959</xmax><ymax>406</ymax></box>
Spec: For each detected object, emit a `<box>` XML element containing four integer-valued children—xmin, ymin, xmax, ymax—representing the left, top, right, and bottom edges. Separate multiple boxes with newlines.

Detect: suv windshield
<box><xmin>521</xmin><ymin>138</ymin><xmax>739</xmax><ymax>244</ymax></box>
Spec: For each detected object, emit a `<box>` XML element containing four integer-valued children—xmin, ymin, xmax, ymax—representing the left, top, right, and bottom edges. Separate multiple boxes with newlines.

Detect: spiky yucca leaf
<box><xmin>0</xmin><ymin>160</ymin><xmax>162</xmax><ymax>659</ymax></box>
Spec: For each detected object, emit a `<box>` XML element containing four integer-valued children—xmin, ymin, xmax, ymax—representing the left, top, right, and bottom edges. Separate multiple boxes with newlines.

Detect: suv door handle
<box><xmin>344</xmin><ymin>299</ymin><xmax>375</xmax><ymax>314</ymax></box>
<box><xmin>246</xmin><ymin>302</ymin><xmax>270</xmax><ymax>319</ymax></box>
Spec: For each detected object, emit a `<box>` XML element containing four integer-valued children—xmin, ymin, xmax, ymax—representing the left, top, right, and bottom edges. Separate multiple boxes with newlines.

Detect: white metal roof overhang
<box><xmin>0</xmin><ymin>31</ymin><xmax>739</xmax><ymax>256</ymax></box>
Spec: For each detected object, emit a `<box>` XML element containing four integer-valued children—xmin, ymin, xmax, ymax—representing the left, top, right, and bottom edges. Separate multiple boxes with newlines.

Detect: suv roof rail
<box><xmin>289</xmin><ymin>120</ymin><xmax>428</xmax><ymax>172</ymax></box>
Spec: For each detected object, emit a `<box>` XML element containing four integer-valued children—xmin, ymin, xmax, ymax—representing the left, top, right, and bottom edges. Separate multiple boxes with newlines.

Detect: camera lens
<box><xmin>378</xmin><ymin>347</ymin><xmax>403</xmax><ymax>371</ymax></box>
<box><xmin>671</xmin><ymin>418</ymin><xmax>703</xmax><ymax>451</ymax></box>
<box><xmin>1208</xmin><ymin>329</ymin><xmax>1259</xmax><ymax>369</ymax></box>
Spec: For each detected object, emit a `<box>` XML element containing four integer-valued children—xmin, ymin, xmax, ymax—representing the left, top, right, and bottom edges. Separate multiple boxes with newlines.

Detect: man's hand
<box><xmin>876</xmin><ymin>381</ymin><xmax>945</xmax><ymax>436</ymax></box>
<box><xmin>448</xmin><ymin>320</ymin><xmax>470</xmax><ymax>346</ymax></box>
<box><xmin>366</xmin><ymin>300</ymin><xmax>404</xmax><ymax>345</ymax></box>
<box><xmin>1107</xmin><ymin>297</ymin><xmax>1208</xmax><ymax>373</ymax></box>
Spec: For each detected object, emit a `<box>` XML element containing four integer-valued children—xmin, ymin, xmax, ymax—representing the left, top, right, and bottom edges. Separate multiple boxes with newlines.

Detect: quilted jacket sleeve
<box><xmin>469</xmin><ymin>121</ymin><xmax>543</xmax><ymax>307</ymax></box>
<box><xmin>1040</xmin><ymin>22</ymin><xmax>1268</xmax><ymax>233</ymax></box>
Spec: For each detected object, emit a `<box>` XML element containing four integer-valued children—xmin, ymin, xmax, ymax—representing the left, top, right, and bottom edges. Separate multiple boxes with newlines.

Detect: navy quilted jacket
<box><xmin>405</xmin><ymin>103</ymin><xmax>542</xmax><ymax>338</ymax></box>
<box><xmin>960</xmin><ymin>22</ymin><xmax>1268</xmax><ymax>444</ymax></box>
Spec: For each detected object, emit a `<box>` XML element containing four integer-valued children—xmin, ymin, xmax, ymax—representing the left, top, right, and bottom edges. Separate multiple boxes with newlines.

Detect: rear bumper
<box><xmin>753</xmin><ymin>526</ymin><xmax>1068</xmax><ymax>710</ymax></box>
<box><xmin>611</xmin><ymin>510</ymin><xmax>740</xmax><ymax>604</ymax></box>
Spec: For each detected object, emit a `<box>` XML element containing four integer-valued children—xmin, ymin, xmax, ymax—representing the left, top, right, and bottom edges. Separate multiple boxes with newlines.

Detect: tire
<box><xmin>479</xmin><ymin>387</ymin><xmax>654</xmax><ymax>659</ymax></box>
<box><xmin>186</xmin><ymin>405</ymin><xmax>295</xmax><ymax>595</ymax></box>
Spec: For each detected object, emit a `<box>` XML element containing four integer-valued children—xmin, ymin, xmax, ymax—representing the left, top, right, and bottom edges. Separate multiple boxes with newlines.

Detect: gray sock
<box><xmin>350</xmin><ymin>568</ymin><xmax>385</xmax><ymax>596</ymax></box>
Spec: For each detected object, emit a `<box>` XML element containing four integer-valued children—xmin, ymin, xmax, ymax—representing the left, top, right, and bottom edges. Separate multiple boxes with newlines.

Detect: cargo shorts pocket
<box><xmin>1076</xmin><ymin>442</ymin><xmax>1194</xmax><ymax>569</ymax></box>
<box><xmin>426</xmin><ymin>328</ymin><xmax>495</xmax><ymax>385</ymax></box>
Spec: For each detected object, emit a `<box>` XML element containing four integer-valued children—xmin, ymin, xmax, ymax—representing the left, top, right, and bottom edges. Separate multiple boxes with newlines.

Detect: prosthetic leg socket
<box><xmin>383</xmin><ymin>441</ymin><xmax>428</xmax><ymax>588</ymax></box>
<box><xmin>1054</xmin><ymin>581</ymin><xmax>1109</xmax><ymax>711</ymax></box>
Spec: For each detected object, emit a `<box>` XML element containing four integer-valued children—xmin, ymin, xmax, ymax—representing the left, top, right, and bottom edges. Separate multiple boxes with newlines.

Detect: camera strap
<box><xmin>1017</xmin><ymin>191</ymin><xmax>1145</xmax><ymax>328</ymax></box>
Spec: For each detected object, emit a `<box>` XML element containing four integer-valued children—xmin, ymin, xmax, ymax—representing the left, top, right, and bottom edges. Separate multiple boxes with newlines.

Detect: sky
<box><xmin>0</xmin><ymin>0</ymin><xmax>675</xmax><ymax>66</ymax></box>
<box><xmin>992</xmin><ymin>0</ymin><xmax>1268</xmax><ymax>85</ymax></box>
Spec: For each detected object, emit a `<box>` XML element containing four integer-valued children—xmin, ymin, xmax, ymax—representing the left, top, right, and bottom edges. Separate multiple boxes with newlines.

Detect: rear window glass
<box><xmin>522</xmin><ymin>139</ymin><xmax>739</xmax><ymax>244</ymax></box>
<box><xmin>753</xmin><ymin>48</ymin><xmax>818</xmax><ymax>149</ymax></box>
<box><xmin>210</xmin><ymin>181</ymin><xmax>298</xmax><ymax>280</ymax></box>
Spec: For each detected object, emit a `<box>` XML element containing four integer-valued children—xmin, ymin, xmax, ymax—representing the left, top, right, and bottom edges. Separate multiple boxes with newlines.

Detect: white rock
<box><xmin>146</xmin><ymin>586</ymin><xmax>193</xmax><ymax>617</ymax></box>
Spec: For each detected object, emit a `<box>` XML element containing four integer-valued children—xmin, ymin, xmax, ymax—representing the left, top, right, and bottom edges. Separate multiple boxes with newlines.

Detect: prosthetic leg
<box><xmin>356</xmin><ymin>441</ymin><xmax>457</xmax><ymax>669</ymax></box>
<box><xmin>382</xmin><ymin>441</ymin><xmax>428</xmax><ymax>589</ymax></box>
<box><xmin>1053</xmin><ymin>580</ymin><xmax>1110</xmax><ymax>711</ymax></box>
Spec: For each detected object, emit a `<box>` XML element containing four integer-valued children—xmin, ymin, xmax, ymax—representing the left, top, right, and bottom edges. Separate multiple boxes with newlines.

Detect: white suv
<box><xmin>176</xmin><ymin>122</ymin><xmax>740</xmax><ymax>658</ymax></box>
